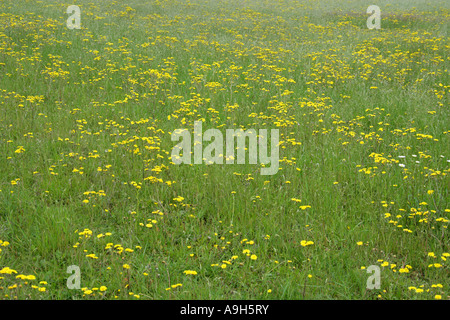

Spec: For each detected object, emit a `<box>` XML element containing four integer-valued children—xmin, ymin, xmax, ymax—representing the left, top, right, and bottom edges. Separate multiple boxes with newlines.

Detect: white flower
<box><xmin>399</xmin><ymin>163</ymin><xmax>406</xmax><ymax>167</ymax></box>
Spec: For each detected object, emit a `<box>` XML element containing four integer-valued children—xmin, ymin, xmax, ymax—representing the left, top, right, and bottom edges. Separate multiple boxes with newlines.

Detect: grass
<box><xmin>0</xmin><ymin>0</ymin><xmax>448</xmax><ymax>300</ymax></box>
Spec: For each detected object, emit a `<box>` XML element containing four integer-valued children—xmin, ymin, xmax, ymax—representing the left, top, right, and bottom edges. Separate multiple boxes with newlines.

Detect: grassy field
<box><xmin>0</xmin><ymin>0</ymin><xmax>448</xmax><ymax>300</ymax></box>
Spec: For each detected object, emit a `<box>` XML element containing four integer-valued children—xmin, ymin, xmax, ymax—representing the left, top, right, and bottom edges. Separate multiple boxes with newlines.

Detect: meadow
<box><xmin>0</xmin><ymin>0</ymin><xmax>448</xmax><ymax>300</ymax></box>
